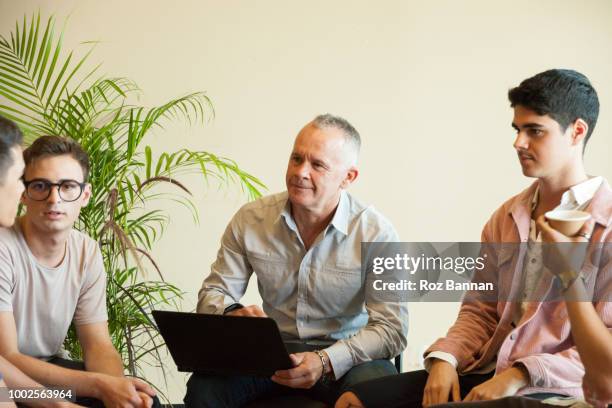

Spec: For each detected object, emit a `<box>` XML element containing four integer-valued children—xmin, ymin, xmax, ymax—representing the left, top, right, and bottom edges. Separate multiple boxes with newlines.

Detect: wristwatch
<box><xmin>223</xmin><ymin>303</ymin><xmax>244</xmax><ymax>315</ymax></box>
<box><xmin>315</xmin><ymin>350</ymin><xmax>332</xmax><ymax>383</ymax></box>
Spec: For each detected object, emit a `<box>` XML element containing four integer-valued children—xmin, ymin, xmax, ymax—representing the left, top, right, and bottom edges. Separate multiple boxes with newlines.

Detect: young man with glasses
<box><xmin>0</xmin><ymin>136</ymin><xmax>158</xmax><ymax>408</ymax></box>
<box><xmin>0</xmin><ymin>116</ymin><xmax>84</xmax><ymax>408</ymax></box>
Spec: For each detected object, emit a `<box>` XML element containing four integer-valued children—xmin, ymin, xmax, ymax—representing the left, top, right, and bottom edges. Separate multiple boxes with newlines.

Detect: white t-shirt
<box><xmin>0</xmin><ymin>221</ymin><xmax>107</xmax><ymax>359</ymax></box>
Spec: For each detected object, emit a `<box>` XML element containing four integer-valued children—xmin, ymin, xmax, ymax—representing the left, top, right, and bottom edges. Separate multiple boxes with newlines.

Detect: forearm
<box><xmin>0</xmin><ymin>359</ymin><xmax>69</xmax><ymax>408</ymax></box>
<box><xmin>326</xmin><ymin>305</ymin><xmax>407</xmax><ymax>379</ymax></box>
<box><xmin>427</xmin><ymin>301</ymin><xmax>499</xmax><ymax>368</ymax></box>
<box><xmin>564</xmin><ymin>280</ymin><xmax>612</xmax><ymax>381</ymax></box>
<box><xmin>196</xmin><ymin>259</ymin><xmax>250</xmax><ymax>315</ymax></box>
<box><xmin>0</xmin><ymin>355</ymin><xmax>43</xmax><ymax>389</ymax></box>
<box><xmin>0</xmin><ymin>378</ymin><xmax>16</xmax><ymax>408</ymax></box>
<box><xmin>83</xmin><ymin>346</ymin><xmax>124</xmax><ymax>377</ymax></box>
<box><xmin>3</xmin><ymin>352</ymin><xmax>98</xmax><ymax>398</ymax></box>
<box><xmin>196</xmin><ymin>286</ymin><xmax>234</xmax><ymax>314</ymax></box>
<box><xmin>197</xmin><ymin>219</ymin><xmax>252</xmax><ymax>315</ymax></box>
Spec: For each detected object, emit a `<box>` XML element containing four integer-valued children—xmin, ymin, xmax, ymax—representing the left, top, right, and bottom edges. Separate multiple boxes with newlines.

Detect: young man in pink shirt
<box><xmin>336</xmin><ymin>70</ymin><xmax>611</xmax><ymax>408</ymax></box>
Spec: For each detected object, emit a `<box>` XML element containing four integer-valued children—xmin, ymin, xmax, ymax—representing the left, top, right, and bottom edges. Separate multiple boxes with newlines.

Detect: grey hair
<box><xmin>312</xmin><ymin>114</ymin><xmax>361</xmax><ymax>158</ymax></box>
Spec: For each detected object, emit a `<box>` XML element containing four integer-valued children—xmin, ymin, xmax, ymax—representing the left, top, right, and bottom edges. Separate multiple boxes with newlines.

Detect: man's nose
<box><xmin>513</xmin><ymin>131</ymin><xmax>528</xmax><ymax>151</ymax></box>
<box><xmin>295</xmin><ymin>162</ymin><xmax>310</xmax><ymax>177</ymax></box>
<box><xmin>47</xmin><ymin>185</ymin><xmax>62</xmax><ymax>203</ymax></box>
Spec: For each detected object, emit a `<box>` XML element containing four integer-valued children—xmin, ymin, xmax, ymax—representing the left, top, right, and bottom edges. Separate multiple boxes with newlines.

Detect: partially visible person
<box><xmin>537</xmin><ymin>216</ymin><xmax>612</xmax><ymax>408</ymax></box>
<box><xmin>0</xmin><ymin>134</ymin><xmax>158</xmax><ymax>408</ymax></box>
<box><xmin>0</xmin><ymin>116</ymin><xmax>77</xmax><ymax>407</ymax></box>
<box><xmin>0</xmin><ymin>116</ymin><xmax>24</xmax><ymax>227</ymax></box>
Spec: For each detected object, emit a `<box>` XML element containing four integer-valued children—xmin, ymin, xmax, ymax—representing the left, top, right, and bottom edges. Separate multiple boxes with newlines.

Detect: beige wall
<box><xmin>2</xmin><ymin>0</ymin><xmax>612</xmax><ymax>402</ymax></box>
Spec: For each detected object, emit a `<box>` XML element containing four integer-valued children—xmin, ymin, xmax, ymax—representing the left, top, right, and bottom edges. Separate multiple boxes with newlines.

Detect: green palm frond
<box><xmin>0</xmin><ymin>12</ymin><xmax>267</xmax><ymax>396</ymax></box>
<box><xmin>0</xmin><ymin>12</ymin><xmax>100</xmax><ymax>141</ymax></box>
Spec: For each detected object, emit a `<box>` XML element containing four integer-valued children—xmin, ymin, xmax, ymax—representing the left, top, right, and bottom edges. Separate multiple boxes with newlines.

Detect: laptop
<box><xmin>152</xmin><ymin>310</ymin><xmax>294</xmax><ymax>376</ymax></box>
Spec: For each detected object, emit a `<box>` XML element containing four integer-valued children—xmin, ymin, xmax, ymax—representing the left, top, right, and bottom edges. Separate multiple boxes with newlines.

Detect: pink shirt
<box><xmin>426</xmin><ymin>179</ymin><xmax>612</xmax><ymax>398</ymax></box>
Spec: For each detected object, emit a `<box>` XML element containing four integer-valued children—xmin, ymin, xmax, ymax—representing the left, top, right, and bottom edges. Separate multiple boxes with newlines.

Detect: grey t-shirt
<box><xmin>0</xmin><ymin>222</ymin><xmax>107</xmax><ymax>359</ymax></box>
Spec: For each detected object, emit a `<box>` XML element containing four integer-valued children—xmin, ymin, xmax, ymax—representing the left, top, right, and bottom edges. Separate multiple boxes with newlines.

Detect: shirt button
<box><xmin>510</xmin><ymin>334</ymin><xmax>516</xmax><ymax>340</ymax></box>
<box><xmin>531</xmin><ymin>258</ymin><xmax>536</xmax><ymax>264</ymax></box>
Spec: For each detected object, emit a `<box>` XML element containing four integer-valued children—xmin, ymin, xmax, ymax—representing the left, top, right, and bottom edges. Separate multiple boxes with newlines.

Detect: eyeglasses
<box><xmin>22</xmin><ymin>178</ymin><xmax>86</xmax><ymax>202</ymax></box>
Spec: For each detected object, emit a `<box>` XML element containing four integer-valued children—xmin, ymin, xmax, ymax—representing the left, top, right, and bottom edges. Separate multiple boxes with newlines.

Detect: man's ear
<box><xmin>340</xmin><ymin>167</ymin><xmax>359</xmax><ymax>189</ymax></box>
<box><xmin>570</xmin><ymin>118</ymin><xmax>589</xmax><ymax>146</ymax></box>
<box><xmin>80</xmin><ymin>183</ymin><xmax>92</xmax><ymax>207</ymax></box>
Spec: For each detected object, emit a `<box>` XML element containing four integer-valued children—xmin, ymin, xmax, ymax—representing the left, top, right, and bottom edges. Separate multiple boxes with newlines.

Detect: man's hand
<box><xmin>94</xmin><ymin>374</ymin><xmax>156</xmax><ymax>408</ymax></box>
<box><xmin>423</xmin><ymin>359</ymin><xmax>460</xmax><ymax>407</ymax></box>
<box><xmin>271</xmin><ymin>352</ymin><xmax>323</xmax><ymax>389</ymax></box>
<box><xmin>463</xmin><ymin>366</ymin><xmax>528</xmax><ymax>402</ymax></box>
<box><xmin>537</xmin><ymin>215</ymin><xmax>594</xmax><ymax>277</ymax></box>
<box><xmin>225</xmin><ymin>305</ymin><xmax>267</xmax><ymax>317</ymax></box>
<box><xmin>335</xmin><ymin>391</ymin><xmax>365</xmax><ymax>408</ymax></box>
<box><xmin>137</xmin><ymin>391</ymin><xmax>154</xmax><ymax>408</ymax></box>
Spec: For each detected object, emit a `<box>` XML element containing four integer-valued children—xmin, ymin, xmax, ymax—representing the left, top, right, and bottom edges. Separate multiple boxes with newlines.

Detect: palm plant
<box><xmin>0</xmin><ymin>12</ymin><xmax>265</xmax><ymax>396</ymax></box>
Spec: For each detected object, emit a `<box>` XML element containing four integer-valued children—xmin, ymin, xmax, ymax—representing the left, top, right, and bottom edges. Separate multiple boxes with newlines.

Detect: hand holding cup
<box><xmin>537</xmin><ymin>213</ymin><xmax>594</xmax><ymax>283</ymax></box>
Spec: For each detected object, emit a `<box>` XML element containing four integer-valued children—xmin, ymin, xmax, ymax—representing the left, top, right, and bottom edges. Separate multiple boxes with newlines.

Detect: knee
<box><xmin>184</xmin><ymin>373</ymin><xmax>237</xmax><ymax>408</ymax></box>
<box><xmin>184</xmin><ymin>374</ymin><xmax>216</xmax><ymax>408</ymax></box>
<box><xmin>340</xmin><ymin>360</ymin><xmax>398</xmax><ymax>390</ymax></box>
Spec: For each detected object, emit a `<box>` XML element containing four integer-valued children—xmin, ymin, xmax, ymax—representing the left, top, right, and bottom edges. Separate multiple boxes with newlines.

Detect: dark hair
<box><xmin>508</xmin><ymin>69</ymin><xmax>599</xmax><ymax>146</ymax></box>
<box><xmin>0</xmin><ymin>115</ymin><xmax>23</xmax><ymax>181</ymax></box>
<box><xmin>23</xmin><ymin>136</ymin><xmax>90</xmax><ymax>182</ymax></box>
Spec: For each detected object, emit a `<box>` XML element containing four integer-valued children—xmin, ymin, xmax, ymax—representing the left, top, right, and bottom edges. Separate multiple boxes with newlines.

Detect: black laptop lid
<box><xmin>152</xmin><ymin>310</ymin><xmax>294</xmax><ymax>376</ymax></box>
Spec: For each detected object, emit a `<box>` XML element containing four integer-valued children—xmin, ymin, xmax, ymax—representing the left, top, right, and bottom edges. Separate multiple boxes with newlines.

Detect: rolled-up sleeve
<box><xmin>197</xmin><ymin>212</ymin><xmax>253</xmax><ymax>315</ymax></box>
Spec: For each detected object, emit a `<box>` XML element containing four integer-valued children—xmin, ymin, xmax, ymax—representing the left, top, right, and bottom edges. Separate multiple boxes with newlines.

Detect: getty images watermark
<box><xmin>362</xmin><ymin>242</ymin><xmax>611</xmax><ymax>302</ymax></box>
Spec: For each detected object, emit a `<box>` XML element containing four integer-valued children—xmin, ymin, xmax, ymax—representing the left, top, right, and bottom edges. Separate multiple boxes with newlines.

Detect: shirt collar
<box><xmin>277</xmin><ymin>197</ymin><xmax>297</xmax><ymax>232</ymax></box>
<box><xmin>276</xmin><ymin>190</ymin><xmax>350</xmax><ymax>236</ymax></box>
<box><xmin>567</xmin><ymin>176</ymin><xmax>603</xmax><ymax>207</ymax></box>
<box><xmin>530</xmin><ymin>176</ymin><xmax>603</xmax><ymax>212</ymax></box>
<box><xmin>328</xmin><ymin>190</ymin><xmax>349</xmax><ymax>236</ymax></box>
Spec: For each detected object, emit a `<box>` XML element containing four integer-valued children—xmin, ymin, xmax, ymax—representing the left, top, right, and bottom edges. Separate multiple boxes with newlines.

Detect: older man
<box><xmin>185</xmin><ymin>114</ymin><xmax>407</xmax><ymax>407</ymax></box>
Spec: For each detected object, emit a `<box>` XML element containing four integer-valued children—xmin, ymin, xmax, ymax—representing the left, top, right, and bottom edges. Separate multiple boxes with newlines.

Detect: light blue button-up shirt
<box><xmin>197</xmin><ymin>190</ymin><xmax>407</xmax><ymax>378</ymax></box>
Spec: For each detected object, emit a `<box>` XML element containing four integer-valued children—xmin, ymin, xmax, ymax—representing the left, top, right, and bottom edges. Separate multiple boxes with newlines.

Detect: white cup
<box><xmin>545</xmin><ymin>210</ymin><xmax>591</xmax><ymax>237</ymax></box>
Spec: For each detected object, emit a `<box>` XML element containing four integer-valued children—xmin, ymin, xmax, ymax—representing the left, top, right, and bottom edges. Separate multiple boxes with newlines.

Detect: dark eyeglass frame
<box><xmin>22</xmin><ymin>178</ymin><xmax>87</xmax><ymax>202</ymax></box>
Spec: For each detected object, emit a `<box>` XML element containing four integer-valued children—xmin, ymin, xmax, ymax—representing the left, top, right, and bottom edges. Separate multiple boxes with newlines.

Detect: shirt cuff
<box><xmin>217</xmin><ymin>296</ymin><xmax>240</xmax><ymax>314</ymax></box>
<box><xmin>514</xmin><ymin>357</ymin><xmax>545</xmax><ymax>388</ymax></box>
<box><xmin>324</xmin><ymin>341</ymin><xmax>353</xmax><ymax>379</ymax></box>
<box><xmin>424</xmin><ymin>351</ymin><xmax>458</xmax><ymax>372</ymax></box>
<box><xmin>203</xmin><ymin>292</ymin><xmax>239</xmax><ymax>314</ymax></box>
